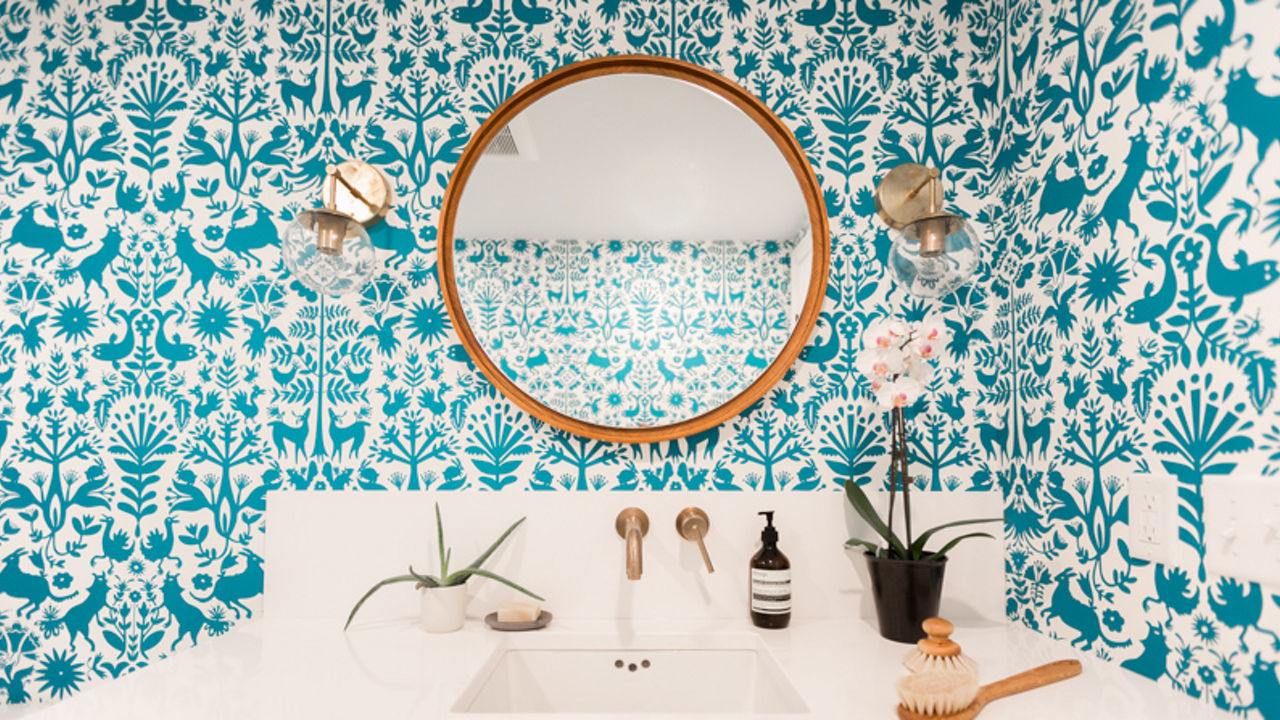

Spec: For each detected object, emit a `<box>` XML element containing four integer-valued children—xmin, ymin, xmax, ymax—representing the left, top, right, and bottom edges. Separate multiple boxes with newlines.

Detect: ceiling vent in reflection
<box><xmin>484</xmin><ymin>125</ymin><xmax>522</xmax><ymax>157</ymax></box>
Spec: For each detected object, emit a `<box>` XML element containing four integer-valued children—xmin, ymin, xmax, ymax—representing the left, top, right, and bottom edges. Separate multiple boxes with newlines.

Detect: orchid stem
<box><xmin>898</xmin><ymin>407</ymin><xmax>913</xmax><ymax>552</ymax></box>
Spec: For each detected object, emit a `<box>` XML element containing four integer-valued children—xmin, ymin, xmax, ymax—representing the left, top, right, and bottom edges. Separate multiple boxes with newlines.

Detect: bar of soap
<box><xmin>497</xmin><ymin>601</ymin><xmax>541</xmax><ymax>623</ymax></box>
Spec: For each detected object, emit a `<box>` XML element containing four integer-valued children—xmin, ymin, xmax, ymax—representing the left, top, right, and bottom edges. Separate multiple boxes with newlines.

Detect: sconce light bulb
<box><xmin>282</xmin><ymin>208</ymin><xmax>377</xmax><ymax>296</ymax></box>
<box><xmin>314</xmin><ymin>212</ymin><xmax>349</xmax><ymax>256</ymax></box>
<box><xmin>889</xmin><ymin>212</ymin><xmax>981</xmax><ymax>298</ymax></box>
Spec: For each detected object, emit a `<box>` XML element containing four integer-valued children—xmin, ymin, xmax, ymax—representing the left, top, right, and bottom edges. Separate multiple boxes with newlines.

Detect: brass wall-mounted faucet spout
<box><xmin>615</xmin><ymin>508</ymin><xmax>650</xmax><ymax>581</ymax></box>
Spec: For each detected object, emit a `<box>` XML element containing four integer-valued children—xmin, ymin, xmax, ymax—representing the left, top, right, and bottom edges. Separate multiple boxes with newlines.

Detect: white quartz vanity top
<box><xmin>11</xmin><ymin>616</ymin><xmax>1221</xmax><ymax>720</ymax></box>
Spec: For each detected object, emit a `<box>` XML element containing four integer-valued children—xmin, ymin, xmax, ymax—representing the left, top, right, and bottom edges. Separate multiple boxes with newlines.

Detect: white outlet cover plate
<box><xmin>1127</xmin><ymin>473</ymin><xmax>1178</xmax><ymax>565</ymax></box>
<box><xmin>1203</xmin><ymin>474</ymin><xmax>1280</xmax><ymax>588</ymax></box>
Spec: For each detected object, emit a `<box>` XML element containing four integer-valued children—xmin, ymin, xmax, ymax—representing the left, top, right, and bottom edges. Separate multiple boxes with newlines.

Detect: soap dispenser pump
<box><xmin>750</xmin><ymin>511</ymin><xmax>791</xmax><ymax>629</ymax></box>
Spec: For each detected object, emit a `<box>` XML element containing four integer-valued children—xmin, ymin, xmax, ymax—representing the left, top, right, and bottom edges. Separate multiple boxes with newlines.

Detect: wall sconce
<box><xmin>281</xmin><ymin>160</ymin><xmax>392</xmax><ymax>296</ymax></box>
<box><xmin>873</xmin><ymin>164</ymin><xmax>980</xmax><ymax>298</ymax></box>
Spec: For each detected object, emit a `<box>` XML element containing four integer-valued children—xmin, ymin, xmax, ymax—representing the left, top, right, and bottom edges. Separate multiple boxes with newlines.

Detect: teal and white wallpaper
<box><xmin>993</xmin><ymin>0</ymin><xmax>1280</xmax><ymax>714</ymax></box>
<box><xmin>454</xmin><ymin>236</ymin><xmax>796</xmax><ymax>427</ymax></box>
<box><xmin>0</xmin><ymin>0</ymin><xmax>1277</xmax><ymax>712</ymax></box>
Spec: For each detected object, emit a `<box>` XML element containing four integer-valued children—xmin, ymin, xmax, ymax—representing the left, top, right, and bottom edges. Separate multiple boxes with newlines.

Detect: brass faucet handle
<box><xmin>676</xmin><ymin>507</ymin><xmax>714</xmax><ymax>574</ymax></box>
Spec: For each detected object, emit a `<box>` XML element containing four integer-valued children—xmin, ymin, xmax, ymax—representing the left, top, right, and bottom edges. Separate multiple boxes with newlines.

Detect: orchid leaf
<box><xmin>843</xmin><ymin>480</ymin><xmax>906</xmax><ymax>558</ymax></box>
<box><xmin>908</xmin><ymin>517</ymin><xmax>1004</xmax><ymax>558</ymax></box>
<box><xmin>922</xmin><ymin>532</ymin><xmax>995</xmax><ymax>561</ymax></box>
<box><xmin>844</xmin><ymin>537</ymin><xmax>881</xmax><ymax>554</ymax></box>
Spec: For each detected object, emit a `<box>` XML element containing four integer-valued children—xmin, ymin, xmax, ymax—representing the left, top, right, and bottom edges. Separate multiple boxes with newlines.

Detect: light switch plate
<box><xmin>1127</xmin><ymin>473</ymin><xmax>1178</xmax><ymax>565</ymax></box>
<box><xmin>1204</xmin><ymin>474</ymin><xmax>1280</xmax><ymax>588</ymax></box>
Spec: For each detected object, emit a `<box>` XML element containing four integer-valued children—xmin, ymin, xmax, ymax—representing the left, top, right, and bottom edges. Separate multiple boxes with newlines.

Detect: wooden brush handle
<box><xmin>978</xmin><ymin>660</ymin><xmax>1082</xmax><ymax>704</ymax></box>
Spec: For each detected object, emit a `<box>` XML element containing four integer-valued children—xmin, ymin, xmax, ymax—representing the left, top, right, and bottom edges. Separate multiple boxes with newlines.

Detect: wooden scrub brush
<box><xmin>903</xmin><ymin>617</ymin><xmax>978</xmax><ymax>676</ymax></box>
<box><xmin>896</xmin><ymin>659</ymin><xmax>1082</xmax><ymax>720</ymax></box>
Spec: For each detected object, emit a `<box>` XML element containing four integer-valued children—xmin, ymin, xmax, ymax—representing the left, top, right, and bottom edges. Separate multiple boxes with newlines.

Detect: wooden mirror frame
<box><xmin>438</xmin><ymin>55</ymin><xmax>830</xmax><ymax>444</ymax></box>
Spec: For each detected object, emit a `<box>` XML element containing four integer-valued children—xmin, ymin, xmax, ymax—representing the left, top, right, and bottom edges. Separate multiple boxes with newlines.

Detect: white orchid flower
<box><xmin>874</xmin><ymin>377</ymin><xmax>923</xmax><ymax>410</ymax></box>
<box><xmin>863</xmin><ymin>318</ymin><xmax>908</xmax><ymax>351</ymax></box>
<box><xmin>857</xmin><ymin>347</ymin><xmax>906</xmax><ymax>381</ymax></box>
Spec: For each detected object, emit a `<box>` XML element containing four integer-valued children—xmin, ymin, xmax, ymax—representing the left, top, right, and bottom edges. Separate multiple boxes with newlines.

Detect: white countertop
<box><xmin>9</xmin><ymin>615</ymin><xmax>1223</xmax><ymax>720</ymax></box>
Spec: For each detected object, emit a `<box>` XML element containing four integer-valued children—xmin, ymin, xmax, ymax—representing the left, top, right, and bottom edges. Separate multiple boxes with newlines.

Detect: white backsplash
<box><xmin>264</xmin><ymin>490</ymin><xmax>1004</xmax><ymax>625</ymax></box>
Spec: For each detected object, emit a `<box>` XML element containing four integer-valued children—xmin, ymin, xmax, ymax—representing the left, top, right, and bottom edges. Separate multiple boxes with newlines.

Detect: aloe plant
<box><xmin>844</xmin><ymin>480</ymin><xmax>1002</xmax><ymax>562</ymax></box>
<box><xmin>344</xmin><ymin>503</ymin><xmax>543</xmax><ymax>629</ymax></box>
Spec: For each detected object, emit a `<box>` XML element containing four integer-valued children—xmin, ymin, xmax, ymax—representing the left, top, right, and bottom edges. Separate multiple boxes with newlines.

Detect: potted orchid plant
<box><xmin>844</xmin><ymin>319</ymin><xmax>1002</xmax><ymax>643</ymax></box>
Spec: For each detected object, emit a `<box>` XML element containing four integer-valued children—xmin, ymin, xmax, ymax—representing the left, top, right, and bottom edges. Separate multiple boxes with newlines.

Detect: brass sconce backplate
<box><xmin>874</xmin><ymin>163</ymin><xmax>941</xmax><ymax>231</ymax></box>
<box><xmin>321</xmin><ymin>159</ymin><xmax>392</xmax><ymax>228</ymax></box>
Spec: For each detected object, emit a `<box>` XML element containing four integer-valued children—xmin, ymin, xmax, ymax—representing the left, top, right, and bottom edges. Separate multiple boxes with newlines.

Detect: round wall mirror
<box><xmin>439</xmin><ymin>56</ymin><xmax>829</xmax><ymax>443</ymax></box>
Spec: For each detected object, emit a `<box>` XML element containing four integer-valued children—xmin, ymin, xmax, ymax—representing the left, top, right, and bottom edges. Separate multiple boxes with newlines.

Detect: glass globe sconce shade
<box><xmin>874</xmin><ymin>163</ymin><xmax>981</xmax><ymax>298</ymax></box>
<box><xmin>281</xmin><ymin>159</ymin><xmax>392</xmax><ymax>296</ymax></box>
<box><xmin>888</xmin><ymin>212</ymin><xmax>981</xmax><ymax>298</ymax></box>
<box><xmin>282</xmin><ymin>209</ymin><xmax>378</xmax><ymax>296</ymax></box>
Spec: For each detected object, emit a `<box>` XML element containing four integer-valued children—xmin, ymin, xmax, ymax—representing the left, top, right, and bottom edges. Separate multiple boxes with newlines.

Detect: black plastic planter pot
<box><xmin>864</xmin><ymin>551</ymin><xmax>947</xmax><ymax>643</ymax></box>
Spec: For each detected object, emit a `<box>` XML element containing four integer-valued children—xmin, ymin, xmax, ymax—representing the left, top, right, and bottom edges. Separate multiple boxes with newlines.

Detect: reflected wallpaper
<box><xmin>0</xmin><ymin>0</ymin><xmax>1277</xmax><ymax>713</ymax></box>
<box><xmin>455</xmin><ymin>237</ymin><xmax>794</xmax><ymax>427</ymax></box>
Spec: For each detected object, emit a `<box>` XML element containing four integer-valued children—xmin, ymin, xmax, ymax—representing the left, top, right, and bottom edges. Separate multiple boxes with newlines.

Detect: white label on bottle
<box><xmin>751</xmin><ymin>569</ymin><xmax>792</xmax><ymax>614</ymax></box>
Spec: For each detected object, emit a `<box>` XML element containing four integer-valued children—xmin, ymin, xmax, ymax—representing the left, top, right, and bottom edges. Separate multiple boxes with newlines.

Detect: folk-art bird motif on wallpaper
<box><xmin>105</xmin><ymin>0</ymin><xmax>147</xmax><ymax>26</ymax></box>
<box><xmin>243</xmin><ymin>315</ymin><xmax>286</xmax><ymax>358</ymax></box>
<box><xmin>166</xmin><ymin>0</ymin><xmax>210</xmax><ymax>26</ymax></box>
<box><xmin>153</xmin><ymin>174</ymin><xmax>189</xmax><ymax>215</ymax></box>
<box><xmin>1144</xmin><ymin>564</ymin><xmax>1200</xmax><ymax>625</ymax></box>
<box><xmin>91</xmin><ymin>308</ymin><xmax>141</xmax><ymax>365</ymax></box>
<box><xmin>1126</xmin><ymin>51</ymin><xmax>1175</xmax><ymax>128</ymax></box>
<box><xmin>62</xmin><ymin>385</ymin><xmax>91</xmax><ymax>416</ymax></box>
<box><xmin>1199</xmin><ymin>215</ymin><xmax>1280</xmax><ymax>313</ymax></box>
<box><xmin>201</xmin><ymin>47</ymin><xmax>233</xmax><ymax>77</ymax></box>
<box><xmin>153</xmin><ymin>310</ymin><xmax>198</xmax><ymax>367</ymax></box>
<box><xmin>5</xmin><ymin>315</ymin><xmax>48</xmax><ymax>356</ymax></box>
<box><xmin>1208</xmin><ymin>578</ymin><xmax>1280</xmax><ymax>649</ymax></box>
<box><xmin>19</xmin><ymin>384</ymin><xmax>54</xmax><ymax>417</ymax></box>
<box><xmin>1124</xmin><ymin>236</ymin><xmax>1179</xmax><ymax>329</ymax></box>
<box><xmin>96</xmin><ymin>516</ymin><xmax>135</xmax><ymax>566</ymax></box>
<box><xmin>141</xmin><ymin>518</ymin><xmax>179</xmax><ymax>567</ymax></box>
<box><xmin>114</xmin><ymin>171</ymin><xmax>147</xmax><ymax>213</ymax></box>
<box><xmin>230</xmin><ymin>387</ymin><xmax>263</xmax><ymax>419</ymax></box>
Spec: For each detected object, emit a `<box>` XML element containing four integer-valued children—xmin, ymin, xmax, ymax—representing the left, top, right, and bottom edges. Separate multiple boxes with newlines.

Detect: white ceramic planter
<box><xmin>419</xmin><ymin>584</ymin><xmax>469</xmax><ymax>633</ymax></box>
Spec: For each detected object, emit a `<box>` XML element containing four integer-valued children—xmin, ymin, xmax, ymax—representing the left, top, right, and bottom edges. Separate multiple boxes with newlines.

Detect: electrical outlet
<box><xmin>1127</xmin><ymin>474</ymin><xmax>1177</xmax><ymax>564</ymax></box>
<box><xmin>1204</xmin><ymin>474</ymin><xmax>1280</xmax><ymax>588</ymax></box>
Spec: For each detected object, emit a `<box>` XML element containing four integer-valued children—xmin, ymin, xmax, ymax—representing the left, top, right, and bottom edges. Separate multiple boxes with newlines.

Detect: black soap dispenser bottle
<box><xmin>750</xmin><ymin>511</ymin><xmax>791</xmax><ymax>629</ymax></box>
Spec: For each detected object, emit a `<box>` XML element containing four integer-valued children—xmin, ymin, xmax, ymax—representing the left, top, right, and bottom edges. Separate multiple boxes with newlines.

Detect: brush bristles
<box><xmin>896</xmin><ymin>670</ymin><xmax>979</xmax><ymax>716</ymax></box>
<box><xmin>903</xmin><ymin>649</ymin><xmax>979</xmax><ymax>675</ymax></box>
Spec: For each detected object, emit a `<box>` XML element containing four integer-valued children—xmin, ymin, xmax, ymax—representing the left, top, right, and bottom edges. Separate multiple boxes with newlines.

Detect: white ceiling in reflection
<box><xmin>454</xmin><ymin>74</ymin><xmax>809</xmax><ymax>243</ymax></box>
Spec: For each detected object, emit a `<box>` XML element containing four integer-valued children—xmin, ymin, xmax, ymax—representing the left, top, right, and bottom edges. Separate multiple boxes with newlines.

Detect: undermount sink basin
<box><xmin>453</xmin><ymin>633</ymin><xmax>809</xmax><ymax>715</ymax></box>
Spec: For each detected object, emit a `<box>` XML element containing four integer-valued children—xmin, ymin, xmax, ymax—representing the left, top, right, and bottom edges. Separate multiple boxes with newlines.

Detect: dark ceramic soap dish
<box><xmin>484</xmin><ymin>610</ymin><xmax>553</xmax><ymax>632</ymax></box>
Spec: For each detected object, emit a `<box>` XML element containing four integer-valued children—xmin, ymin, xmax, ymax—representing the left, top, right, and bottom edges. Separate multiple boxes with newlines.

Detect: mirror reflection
<box><xmin>452</xmin><ymin>73</ymin><xmax>813</xmax><ymax>429</ymax></box>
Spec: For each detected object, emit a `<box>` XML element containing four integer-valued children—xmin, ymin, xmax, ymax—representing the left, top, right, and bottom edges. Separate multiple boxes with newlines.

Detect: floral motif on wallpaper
<box><xmin>0</xmin><ymin>0</ymin><xmax>1274</xmax><ymax>713</ymax></box>
<box><xmin>454</xmin><ymin>237</ymin><xmax>795</xmax><ymax>426</ymax></box>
